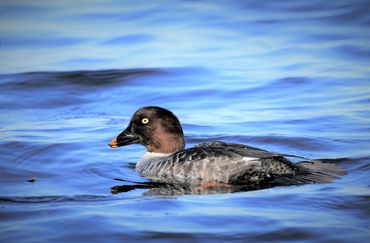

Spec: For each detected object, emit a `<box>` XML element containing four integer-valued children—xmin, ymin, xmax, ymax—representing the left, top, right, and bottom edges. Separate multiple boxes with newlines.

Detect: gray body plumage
<box><xmin>136</xmin><ymin>141</ymin><xmax>344</xmax><ymax>187</ymax></box>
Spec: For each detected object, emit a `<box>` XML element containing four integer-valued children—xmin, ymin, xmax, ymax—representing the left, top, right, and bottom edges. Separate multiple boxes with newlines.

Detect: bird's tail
<box><xmin>276</xmin><ymin>159</ymin><xmax>347</xmax><ymax>185</ymax></box>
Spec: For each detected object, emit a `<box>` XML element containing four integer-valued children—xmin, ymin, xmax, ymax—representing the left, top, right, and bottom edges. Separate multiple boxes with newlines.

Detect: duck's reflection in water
<box><xmin>111</xmin><ymin>181</ymin><xmax>274</xmax><ymax>196</ymax></box>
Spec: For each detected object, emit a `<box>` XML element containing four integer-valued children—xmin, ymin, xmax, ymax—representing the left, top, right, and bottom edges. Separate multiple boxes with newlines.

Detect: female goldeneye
<box><xmin>109</xmin><ymin>106</ymin><xmax>345</xmax><ymax>189</ymax></box>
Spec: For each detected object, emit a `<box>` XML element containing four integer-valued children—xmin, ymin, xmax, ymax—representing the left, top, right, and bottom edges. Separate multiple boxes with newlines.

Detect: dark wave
<box><xmin>0</xmin><ymin>195</ymin><xmax>113</xmax><ymax>204</ymax></box>
<box><xmin>0</xmin><ymin>68</ymin><xmax>166</xmax><ymax>89</ymax></box>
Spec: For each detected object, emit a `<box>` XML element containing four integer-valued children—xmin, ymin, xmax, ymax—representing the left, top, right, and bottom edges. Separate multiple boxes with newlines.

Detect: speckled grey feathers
<box><xmin>136</xmin><ymin>141</ymin><xmax>345</xmax><ymax>186</ymax></box>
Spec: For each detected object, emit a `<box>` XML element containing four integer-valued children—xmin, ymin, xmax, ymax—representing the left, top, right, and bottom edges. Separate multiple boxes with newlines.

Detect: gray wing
<box><xmin>147</xmin><ymin>141</ymin><xmax>296</xmax><ymax>185</ymax></box>
<box><xmin>194</xmin><ymin>141</ymin><xmax>279</xmax><ymax>158</ymax></box>
<box><xmin>196</xmin><ymin>141</ymin><xmax>308</xmax><ymax>159</ymax></box>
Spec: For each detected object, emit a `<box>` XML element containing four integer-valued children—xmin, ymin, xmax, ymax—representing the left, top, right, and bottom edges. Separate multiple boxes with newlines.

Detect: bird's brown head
<box><xmin>109</xmin><ymin>106</ymin><xmax>185</xmax><ymax>153</ymax></box>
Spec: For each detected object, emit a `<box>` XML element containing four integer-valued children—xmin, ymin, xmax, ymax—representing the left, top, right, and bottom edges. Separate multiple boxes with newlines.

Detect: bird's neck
<box><xmin>146</xmin><ymin>130</ymin><xmax>185</xmax><ymax>154</ymax></box>
<box><xmin>136</xmin><ymin>152</ymin><xmax>172</xmax><ymax>175</ymax></box>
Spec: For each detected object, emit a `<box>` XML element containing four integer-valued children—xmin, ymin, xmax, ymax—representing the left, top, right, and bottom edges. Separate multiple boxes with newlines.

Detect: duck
<box><xmin>108</xmin><ymin>106</ymin><xmax>345</xmax><ymax>189</ymax></box>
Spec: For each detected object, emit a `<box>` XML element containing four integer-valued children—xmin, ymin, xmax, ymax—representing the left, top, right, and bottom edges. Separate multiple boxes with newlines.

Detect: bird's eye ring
<box><xmin>142</xmin><ymin>118</ymin><xmax>149</xmax><ymax>124</ymax></box>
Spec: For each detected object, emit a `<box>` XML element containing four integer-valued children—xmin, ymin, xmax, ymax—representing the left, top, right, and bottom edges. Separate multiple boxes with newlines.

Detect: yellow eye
<box><xmin>142</xmin><ymin>118</ymin><xmax>149</xmax><ymax>124</ymax></box>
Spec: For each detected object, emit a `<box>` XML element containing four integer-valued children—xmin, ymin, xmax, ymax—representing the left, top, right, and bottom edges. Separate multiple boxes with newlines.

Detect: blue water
<box><xmin>1</xmin><ymin>1</ymin><xmax>370</xmax><ymax>242</ymax></box>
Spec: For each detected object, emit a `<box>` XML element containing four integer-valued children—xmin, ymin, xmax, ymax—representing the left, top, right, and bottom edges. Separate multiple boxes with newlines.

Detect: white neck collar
<box><xmin>144</xmin><ymin>152</ymin><xmax>172</xmax><ymax>157</ymax></box>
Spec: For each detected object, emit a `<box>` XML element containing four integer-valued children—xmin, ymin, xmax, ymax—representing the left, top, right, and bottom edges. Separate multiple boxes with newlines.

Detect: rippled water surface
<box><xmin>1</xmin><ymin>1</ymin><xmax>370</xmax><ymax>242</ymax></box>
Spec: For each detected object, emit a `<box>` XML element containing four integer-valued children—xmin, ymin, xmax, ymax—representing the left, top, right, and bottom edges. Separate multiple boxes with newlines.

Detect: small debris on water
<box><xmin>26</xmin><ymin>177</ymin><xmax>37</xmax><ymax>183</ymax></box>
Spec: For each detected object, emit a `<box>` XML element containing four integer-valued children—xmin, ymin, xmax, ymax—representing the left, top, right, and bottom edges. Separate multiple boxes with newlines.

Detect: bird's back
<box><xmin>138</xmin><ymin>141</ymin><xmax>300</xmax><ymax>186</ymax></box>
